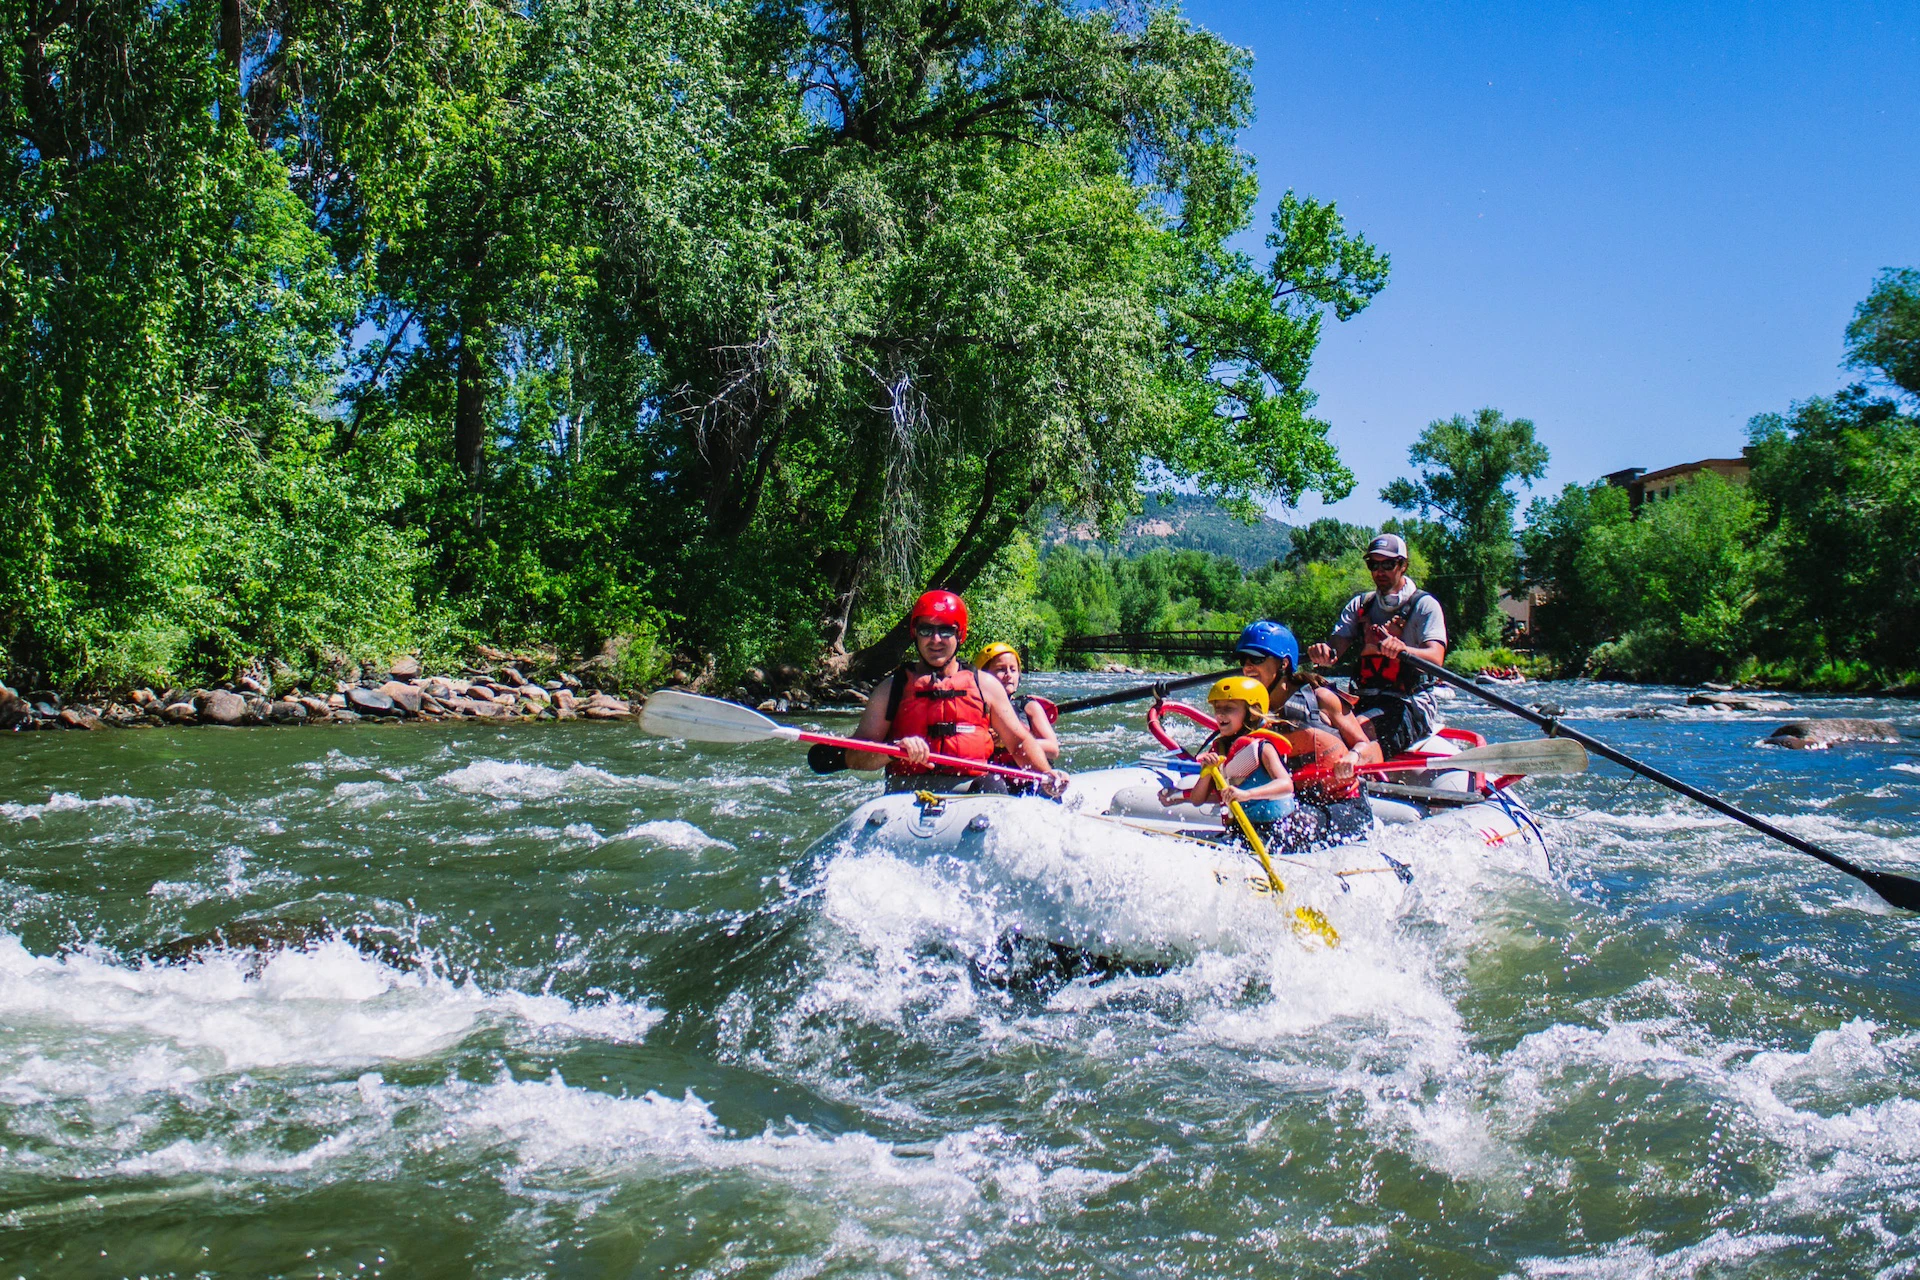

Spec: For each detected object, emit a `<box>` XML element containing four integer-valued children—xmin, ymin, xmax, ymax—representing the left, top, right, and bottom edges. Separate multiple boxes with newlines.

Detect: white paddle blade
<box><xmin>1443</xmin><ymin>737</ymin><xmax>1588</xmax><ymax>776</ymax></box>
<box><xmin>638</xmin><ymin>689</ymin><xmax>781</xmax><ymax>744</ymax></box>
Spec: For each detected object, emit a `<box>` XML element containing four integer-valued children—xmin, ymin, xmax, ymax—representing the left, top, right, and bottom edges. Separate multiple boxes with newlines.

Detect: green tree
<box><xmin>1283</xmin><ymin>517</ymin><xmax>1372</xmax><ymax>568</ymax></box>
<box><xmin>1380</xmin><ymin>408</ymin><xmax>1548</xmax><ymax>644</ymax></box>
<box><xmin>1516</xmin><ymin>482</ymin><xmax>1632</xmax><ymax>664</ymax></box>
<box><xmin>1846</xmin><ymin>267</ymin><xmax>1920</xmax><ymax>398</ymax></box>
<box><xmin>1579</xmin><ymin>472</ymin><xmax>1758</xmax><ymax>682</ymax></box>
<box><xmin>1746</xmin><ymin>388</ymin><xmax>1920</xmax><ymax>675</ymax></box>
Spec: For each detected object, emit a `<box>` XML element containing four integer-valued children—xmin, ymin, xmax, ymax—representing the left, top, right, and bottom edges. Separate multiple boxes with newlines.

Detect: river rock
<box><xmin>346</xmin><ymin>686</ymin><xmax>396</xmax><ymax>716</ymax></box>
<box><xmin>57</xmin><ymin>708</ymin><xmax>102</xmax><ymax>731</ymax></box>
<box><xmin>516</xmin><ymin>685</ymin><xmax>550</xmax><ymax>706</ymax></box>
<box><xmin>1532</xmin><ymin>703</ymin><xmax>1568</xmax><ymax>716</ymax></box>
<box><xmin>501</xmin><ymin>666</ymin><xmax>528</xmax><ymax>688</ymax></box>
<box><xmin>267</xmin><ymin>699</ymin><xmax>308</xmax><ymax>723</ymax></box>
<box><xmin>1687</xmin><ymin>692</ymin><xmax>1792</xmax><ymax>712</ymax></box>
<box><xmin>329</xmin><ymin>708</ymin><xmax>362</xmax><ymax>723</ymax></box>
<box><xmin>559</xmin><ymin>671</ymin><xmax>582</xmax><ymax>690</ymax></box>
<box><xmin>476</xmin><ymin>644</ymin><xmax>508</xmax><ymax>661</ymax></box>
<box><xmin>236</xmin><ymin>675</ymin><xmax>266</xmax><ymax>695</ymax></box>
<box><xmin>197</xmin><ymin>690</ymin><xmax>247</xmax><ymax>725</ymax></box>
<box><xmin>164</xmin><ymin>701</ymin><xmax>198</xmax><ymax>723</ymax></box>
<box><xmin>1617</xmin><ymin>706</ymin><xmax>1667</xmax><ymax>719</ymax></box>
<box><xmin>585</xmin><ymin>693</ymin><xmax>632</xmax><ymax>719</ymax></box>
<box><xmin>1765</xmin><ymin>718</ymin><xmax>1901</xmax><ymax>750</ymax></box>
<box><xmin>389</xmin><ymin>655</ymin><xmax>421</xmax><ymax>679</ymax></box>
<box><xmin>379</xmin><ymin>682</ymin><xmax>422</xmax><ymax>716</ymax></box>
<box><xmin>297</xmin><ymin>696</ymin><xmax>330</xmax><ymax>717</ymax></box>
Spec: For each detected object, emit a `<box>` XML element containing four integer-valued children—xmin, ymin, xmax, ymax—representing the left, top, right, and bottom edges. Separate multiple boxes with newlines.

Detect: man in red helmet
<box><xmin>847</xmin><ymin>590</ymin><xmax>1068</xmax><ymax>795</ymax></box>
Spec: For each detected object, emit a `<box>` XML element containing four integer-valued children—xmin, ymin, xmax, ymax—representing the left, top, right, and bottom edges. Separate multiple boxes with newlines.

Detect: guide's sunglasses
<box><xmin>913</xmin><ymin>622</ymin><xmax>959</xmax><ymax>640</ymax></box>
<box><xmin>1364</xmin><ymin>557</ymin><xmax>1404</xmax><ymax>570</ymax></box>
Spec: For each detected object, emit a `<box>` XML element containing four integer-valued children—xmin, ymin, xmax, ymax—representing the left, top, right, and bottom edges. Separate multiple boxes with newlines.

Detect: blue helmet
<box><xmin>1234</xmin><ymin>620</ymin><xmax>1300</xmax><ymax>668</ymax></box>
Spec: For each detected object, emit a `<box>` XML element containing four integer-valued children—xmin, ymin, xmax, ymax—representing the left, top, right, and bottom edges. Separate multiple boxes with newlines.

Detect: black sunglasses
<box><xmin>913</xmin><ymin>622</ymin><xmax>959</xmax><ymax>640</ymax></box>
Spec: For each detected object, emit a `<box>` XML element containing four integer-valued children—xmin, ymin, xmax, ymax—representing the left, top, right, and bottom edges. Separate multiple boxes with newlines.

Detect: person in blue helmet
<box><xmin>1212</xmin><ymin>620</ymin><xmax>1379</xmax><ymax>848</ymax></box>
<box><xmin>1232</xmin><ymin>620</ymin><xmax>1379</xmax><ymax>780</ymax></box>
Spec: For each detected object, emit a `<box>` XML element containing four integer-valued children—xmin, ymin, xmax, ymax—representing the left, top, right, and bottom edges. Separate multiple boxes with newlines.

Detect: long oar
<box><xmin>1052</xmin><ymin>668</ymin><xmax>1238</xmax><ymax>716</ymax></box>
<box><xmin>640</xmin><ymin>690</ymin><xmax>1051</xmax><ymax>785</ymax></box>
<box><xmin>1201</xmin><ymin>764</ymin><xmax>1339</xmax><ymax>946</ymax></box>
<box><xmin>1287</xmin><ymin>738</ymin><xmax>1585</xmax><ymax>792</ymax></box>
<box><xmin>1398</xmin><ymin>653</ymin><xmax>1920</xmax><ymax>911</ymax></box>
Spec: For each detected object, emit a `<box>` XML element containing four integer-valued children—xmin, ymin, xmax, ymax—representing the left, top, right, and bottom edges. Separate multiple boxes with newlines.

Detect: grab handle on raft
<box><xmin>1395</xmin><ymin>653</ymin><xmax>1920</xmax><ymax>912</ymax></box>
<box><xmin>1147</xmin><ymin>700</ymin><xmax>1220</xmax><ymax>757</ymax></box>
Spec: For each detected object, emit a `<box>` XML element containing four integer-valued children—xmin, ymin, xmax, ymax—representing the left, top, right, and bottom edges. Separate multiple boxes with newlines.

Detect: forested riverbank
<box><xmin>2</xmin><ymin>0</ymin><xmax>1386</xmax><ymax>699</ymax></box>
<box><xmin>1022</xmin><ymin>273</ymin><xmax>1920</xmax><ymax>694</ymax></box>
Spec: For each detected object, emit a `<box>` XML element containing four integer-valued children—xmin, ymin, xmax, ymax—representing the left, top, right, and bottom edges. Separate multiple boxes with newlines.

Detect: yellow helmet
<box><xmin>1207</xmin><ymin>675</ymin><xmax>1270</xmax><ymax>718</ymax></box>
<box><xmin>973</xmin><ymin>642</ymin><xmax>1020</xmax><ymax>670</ymax></box>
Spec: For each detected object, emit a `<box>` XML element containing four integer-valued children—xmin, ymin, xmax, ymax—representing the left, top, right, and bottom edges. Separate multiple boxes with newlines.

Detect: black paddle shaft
<box><xmin>1400</xmin><ymin>654</ymin><xmax>1920</xmax><ymax>912</ymax></box>
<box><xmin>1052</xmin><ymin>668</ymin><xmax>1239</xmax><ymax>716</ymax></box>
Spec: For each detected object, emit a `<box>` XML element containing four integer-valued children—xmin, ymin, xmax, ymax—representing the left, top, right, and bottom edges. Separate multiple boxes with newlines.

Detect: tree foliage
<box><xmin>1846</xmin><ymin>268</ymin><xmax>1920</xmax><ymax>399</ymax></box>
<box><xmin>0</xmin><ymin>0</ymin><xmax>1389</xmax><ymax>690</ymax></box>
<box><xmin>1516</xmin><ymin>272</ymin><xmax>1920</xmax><ymax>688</ymax></box>
<box><xmin>1380</xmin><ymin>407</ymin><xmax>1547</xmax><ymax>644</ymax></box>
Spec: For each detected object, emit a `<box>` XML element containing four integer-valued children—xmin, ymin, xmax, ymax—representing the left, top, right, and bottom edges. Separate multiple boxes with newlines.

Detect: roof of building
<box><xmin>1634</xmin><ymin>457</ymin><xmax>1749</xmax><ymax>487</ymax></box>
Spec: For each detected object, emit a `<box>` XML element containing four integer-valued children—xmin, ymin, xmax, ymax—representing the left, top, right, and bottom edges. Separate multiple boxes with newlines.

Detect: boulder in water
<box><xmin>1688</xmin><ymin>691</ymin><xmax>1792</xmax><ymax>712</ymax></box>
<box><xmin>1765</xmin><ymin>718</ymin><xmax>1901</xmax><ymax>750</ymax></box>
<box><xmin>142</xmin><ymin>918</ymin><xmax>420</xmax><ymax>978</ymax></box>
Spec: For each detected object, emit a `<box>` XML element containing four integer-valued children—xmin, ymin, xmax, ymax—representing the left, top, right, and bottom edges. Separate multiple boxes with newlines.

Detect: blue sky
<box><xmin>1181</xmin><ymin>0</ymin><xmax>1920</xmax><ymax>524</ymax></box>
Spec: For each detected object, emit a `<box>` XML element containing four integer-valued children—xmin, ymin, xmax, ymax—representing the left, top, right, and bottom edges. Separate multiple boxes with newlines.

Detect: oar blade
<box><xmin>1862</xmin><ymin>868</ymin><xmax>1920</xmax><ymax>913</ymax></box>
<box><xmin>1442</xmin><ymin>737</ymin><xmax>1589</xmax><ymax>776</ymax></box>
<box><xmin>638</xmin><ymin>689</ymin><xmax>780</xmax><ymax>744</ymax></box>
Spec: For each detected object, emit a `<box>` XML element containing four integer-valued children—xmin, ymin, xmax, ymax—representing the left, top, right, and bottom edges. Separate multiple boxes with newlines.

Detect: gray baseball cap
<box><xmin>1366</xmin><ymin>533</ymin><xmax>1408</xmax><ymax>560</ymax></box>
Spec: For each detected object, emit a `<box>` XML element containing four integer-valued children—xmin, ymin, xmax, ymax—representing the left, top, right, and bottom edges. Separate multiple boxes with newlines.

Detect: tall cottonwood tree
<box><xmin>1382</xmin><ymin>408</ymin><xmax>1548</xmax><ymax>644</ymax></box>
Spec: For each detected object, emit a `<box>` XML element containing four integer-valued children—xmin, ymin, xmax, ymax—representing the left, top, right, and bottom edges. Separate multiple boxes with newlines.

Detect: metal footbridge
<box><xmin>1056</xmin><ymin>631</ymin><xmax>1241</xmax><ymax>659</ymax></box>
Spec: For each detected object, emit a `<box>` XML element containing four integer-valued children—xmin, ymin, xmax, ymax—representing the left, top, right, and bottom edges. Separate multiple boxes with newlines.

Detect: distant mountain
<box><xmin>1045</xmin><ymin>494</ymin><xmax>1294</xmax><ymax>570</ymax></box>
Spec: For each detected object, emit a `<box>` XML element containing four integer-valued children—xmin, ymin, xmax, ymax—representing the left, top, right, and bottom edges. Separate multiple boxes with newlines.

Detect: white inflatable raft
<box><xmin>814</xmin><ymin>731</ymin><xmax>1548</xmax><ymax>962</ymax></box>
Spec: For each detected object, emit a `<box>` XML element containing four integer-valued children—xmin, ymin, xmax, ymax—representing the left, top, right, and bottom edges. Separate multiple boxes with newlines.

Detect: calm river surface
<box><xmin>2</xmin><ymin>676</ymin><xmax>1918</xmax><ymax>1277</ymax></box>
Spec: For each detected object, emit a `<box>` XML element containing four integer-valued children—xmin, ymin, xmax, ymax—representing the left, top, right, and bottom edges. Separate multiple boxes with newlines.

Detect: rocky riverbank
<box><xmin>0</xmin><ymin>651</ymin><xmax>642</xmax><ymax>732</ymax></box>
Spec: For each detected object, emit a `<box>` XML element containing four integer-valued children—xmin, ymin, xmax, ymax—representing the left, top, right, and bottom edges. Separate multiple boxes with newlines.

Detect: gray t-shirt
<box><xmin>1331</xmin><ymin>580</ymin><xmax>1448</xmax><ymax>650</ymax></box>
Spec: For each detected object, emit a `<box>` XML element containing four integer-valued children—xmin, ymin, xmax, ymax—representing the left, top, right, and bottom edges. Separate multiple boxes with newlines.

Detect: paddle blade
<box><xmin>1439</xmin><ymin>737</ymin><xmax>1589</xmax><ymax>776</ymax></box>
<box><xmin>1862</xmin><ymin>868</ymin><xmax>1920</xmax><ymax>912</ymax></box>
<box><xmin>638</xmin><ymin>690</ymin><xmax>782</xmax><ymax>744</ymax></box>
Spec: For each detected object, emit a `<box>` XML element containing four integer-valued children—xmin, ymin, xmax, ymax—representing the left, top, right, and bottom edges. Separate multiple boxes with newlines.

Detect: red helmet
<box><xmin>908</xmin><ymin>590</ymin><xmax>968</xmax><ymax>643</ymax></box>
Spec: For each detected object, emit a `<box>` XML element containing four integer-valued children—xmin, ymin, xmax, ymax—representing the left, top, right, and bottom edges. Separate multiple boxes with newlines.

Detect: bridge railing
<box><xmin>1057</xmin><ymin>631</ymin><xmax>1240</xmax><ymax>657</ymax></box>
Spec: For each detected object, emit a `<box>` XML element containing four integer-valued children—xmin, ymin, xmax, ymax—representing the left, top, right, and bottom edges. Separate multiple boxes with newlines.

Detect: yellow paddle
<box><xmin>1202</xmin><ymin>765</ymin><xmax>1339</xmax><ymax>947</ymax></box>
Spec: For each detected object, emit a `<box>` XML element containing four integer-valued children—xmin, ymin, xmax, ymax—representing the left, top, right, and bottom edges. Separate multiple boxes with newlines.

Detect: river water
<box><xmin>1</xmin><ymin>676</ymin><xmax>1917</xmax><ymax>1277</ymax></box>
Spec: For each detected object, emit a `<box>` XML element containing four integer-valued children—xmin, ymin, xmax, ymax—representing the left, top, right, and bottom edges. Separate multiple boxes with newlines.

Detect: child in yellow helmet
<box><xmin>973</xmin><ymin>643</ymin><xmax>1060</xmax><ymax>765</ymax></box>
<box><xmin>1158</xmin><ymin>676</ymin><xmax>1295</xmax><ymax>832</ymax></box>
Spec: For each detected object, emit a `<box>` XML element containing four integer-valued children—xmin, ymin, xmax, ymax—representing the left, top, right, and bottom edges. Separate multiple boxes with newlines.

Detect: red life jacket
<box><xmin>1354</xmin><ymin>589</ymin><xmax>1435</xmax><ymax>695</ymax></box>
<box><xmin>884</xmin><ymin>663</ymin><xmax>995</xmax><ymax>776</ymax></box>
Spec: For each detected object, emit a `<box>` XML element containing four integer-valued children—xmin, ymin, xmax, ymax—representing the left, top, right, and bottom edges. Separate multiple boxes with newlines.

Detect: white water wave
<box><xmin>436</xmin><ymin>759</ymin><xmax>676</xmax><ymax>799</ymax></box>
<box><xmin>0</xmin><ymin>933</ymin><xmax>664</xmax><ymax>1089</ymax></box>
<box><xmin>0</xmin><ymin>791</ymin><xmax>145</xmax><ymax>821</ymax></box>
